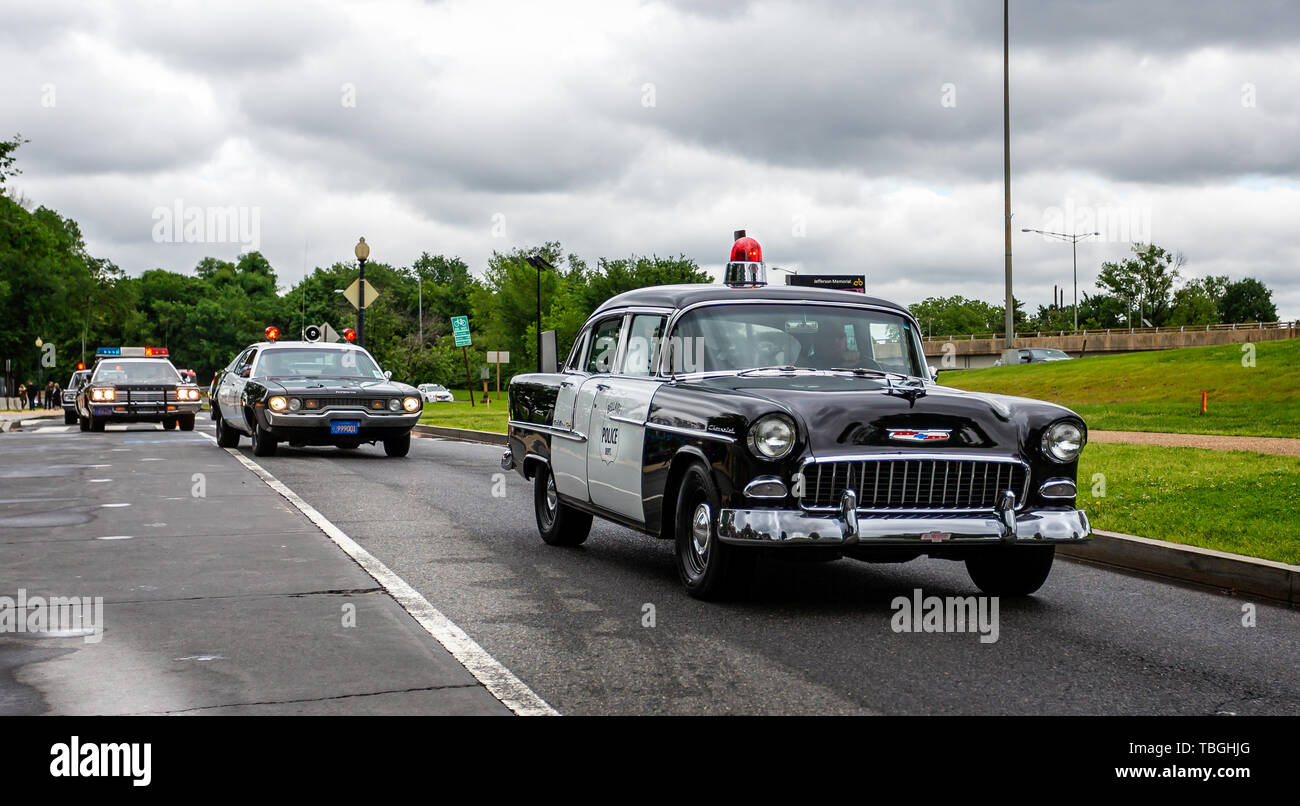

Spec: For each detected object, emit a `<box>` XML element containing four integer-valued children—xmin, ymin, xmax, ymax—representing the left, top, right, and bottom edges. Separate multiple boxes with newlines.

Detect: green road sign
<box><xmin>451</xmin><ymin>315</ymin><xmax>471</xmax><ymax>347</ymax></box>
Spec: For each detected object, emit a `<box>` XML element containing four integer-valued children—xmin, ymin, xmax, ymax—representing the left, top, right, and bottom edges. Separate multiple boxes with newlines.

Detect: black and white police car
<box><xmin>210</xmin><ymin>327</ymin><xmax>422</xmax><ymax>457</ymax></box>
<box><xmin>75</xmin><ymin>347</ymin><xmax>203</xmax><ymax>432</ymax></box>
<box><xmin>61</xmin><ymin>367</ymin><xmax>91</xmax><ymax>425</ymax></box>
<box><xmin>504</xmin><ymin>232</ymin><xmax>1091</xmax><ymax>600</ymax></box>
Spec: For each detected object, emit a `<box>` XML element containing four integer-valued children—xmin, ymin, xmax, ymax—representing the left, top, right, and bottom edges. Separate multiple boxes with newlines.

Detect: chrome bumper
<box><xmin>717</xmin><ymin>503</ymin><xmax>1091</xmax><ymax>547</ymax></box>
<box><xmin>265</xmin><ymin>409</ymin><xmax>421</xmax><ymax>428</ymax></box>
<box><xmin>93</xmin><ymin>401</ymin><xmax>201</xmax><ymax>415</ymax></box>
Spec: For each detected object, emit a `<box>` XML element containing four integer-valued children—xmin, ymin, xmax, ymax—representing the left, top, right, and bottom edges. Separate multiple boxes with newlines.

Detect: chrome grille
<box><xmin>126</xmin><ymin>390</ymin><xmax>164</xmax><ymax>402</ymax></box>
<box><xmin>313</xmin><ymin>397</ymin><xmax>384</xmax><ymax>410</ymax></box>
<box><xmin>800</xmin><ymin>457</ymin><xmax>1030</xmax><ymax>512</ymax></box>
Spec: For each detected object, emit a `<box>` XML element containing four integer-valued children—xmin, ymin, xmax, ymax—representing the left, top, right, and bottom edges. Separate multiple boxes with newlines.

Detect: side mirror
<box><xmin>384</xmin><ymin>370</ymin><xmax>393</xmax><ymax>380</ymax></box>
<box><xmin>928</xmin><ymin>365</ymin><xmax>939</xmax><ymax>381</ymax></box>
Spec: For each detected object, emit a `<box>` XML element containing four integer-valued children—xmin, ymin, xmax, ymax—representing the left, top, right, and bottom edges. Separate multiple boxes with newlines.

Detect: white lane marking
<box><xmin>101</xmin><ymin>503</ymin><xmax>130</xmax><ymax>508</ymax></box>
<box><xmin>88</xmin><ymin>479</ymin><xmax>112</xmax><ymax>483</ymax></box>
<box><xmin>200</xmin><ymin>433</ymin><xmax>557</xmax><ymax>717</ymax></box>
<box><xmin>96</xmin><ymin>535</ymin><xmax>134</xmax><ymax>541</ymax></box>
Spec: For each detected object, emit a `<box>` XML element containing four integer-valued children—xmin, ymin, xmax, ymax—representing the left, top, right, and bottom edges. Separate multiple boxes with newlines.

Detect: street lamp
<box><xmin>1021</xmin><ymin>228</ymin><xmax>1099</xmax><ymax>330</ymax></box>
<box><xmin>525</xmin><ymin>255</ymin><xmax>555</xmax><ymax>372</ymax></box>
<box><xmin>354</xmin><ymin>237</ymin><xmax>370</xmax><ymax>348</ymax></box>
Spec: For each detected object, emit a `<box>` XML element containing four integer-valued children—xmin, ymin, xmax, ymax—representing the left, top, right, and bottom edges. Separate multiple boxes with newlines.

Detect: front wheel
<box><xmin>383</xmin><ymin>432</ymin><xmax>411</xmax><ymax>457</ymax></box>
<box><xmin>64</xmin><ymin>410</ymin><xmax>77</xmax><ymax>425</ymax></box>
<box><xmin>534</xmin><ymin>463</ymin><xmax>591</xmax><ymax>546</ymax></box>
<box><xmin>673</xmin><ymin>463</ymin><xmax>755</xmax><ymax>600</ymax></box>
<box><xmin>965</xmin><ymin>546</ymin><xmax>1056</xmax><ymax>597</ymax></box>
<box><xmin>178</xmin><ymin>413</ymin><xmax>195</xmax><ymax>431</ymax></box>
<box><xmin>250</xmin><ymin>419</ymin><xmax>277</xmax><ymax>457</ymax></box>
<box><xmin>162</xmin><ymin>418</ymin><xmax>177</xmax><ymax>431</ymax></box>
<box><xmin>78</xmin><ymin>413</ymin><xmax>90</xmax><ymax>432</ymax></box>
<box><xmin>89</xmin><ymin>415</ymin><xmax>105</xmax><ymax>432</ymax></box>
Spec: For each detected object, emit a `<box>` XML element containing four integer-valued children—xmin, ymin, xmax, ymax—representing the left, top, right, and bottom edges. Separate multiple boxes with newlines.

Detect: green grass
<box><xmin>940</xmin><ymin>337</ymin><xmax>1300</xmax><ymax>437</ymax></box>
<box><xmin>1079</xmin><ymin>443</ymin><xmax>1300</xmax><ymax>565</ymax></box>
<box><xmin>417</xmin><ymin>388</ymin><xmax>508</xmax><ymax>433</ymax></box>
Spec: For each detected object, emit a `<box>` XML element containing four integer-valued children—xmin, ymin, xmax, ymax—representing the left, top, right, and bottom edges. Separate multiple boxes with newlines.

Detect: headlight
<box><xmin>288</xmin><ymin>398</ymin><xmax>302</xmax><ymax>411</ymax></box>
<box><xmin>388</xmin><ymin>398</ymin><xmax>401</xmax><ymax>411</ymax></box>
<box><xmin>403</xmin><ymin>396</ymin><xmax>421</xmax><ymax>412</ymax></box>
<box><xmin>92</xmin><ymin>388</ymin><xmax>115</xmax><ymax>401</ymax></box>
<box><xmin>268</xmin><ymin>396</ymin><xmax>288</xmax><ymax>411</ymax></box>
<box><xmin>747</xmin><ymin>414</ymin><xmax>796</xmax><ymax>460</ymax></box>
<box><xmin>1042</xmin><ymin>420</ymin><xmax>1085</xmax><ymax>463</ymax></box>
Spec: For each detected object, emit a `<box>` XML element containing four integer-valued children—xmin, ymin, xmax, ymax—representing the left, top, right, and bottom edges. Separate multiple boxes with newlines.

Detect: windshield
<box><xmin>253</xmin><ymin>348</ymin><xmax>384</xmax><ymax>380</ymax></box>
<box><xmin>92</xmin><ymin>361</ymin><xmax>181</xmax><ymax>384</ymax></box>
<box><xmin>668</xmin><ymin>303</ymin><xmax>926</xmax><ymax>377</ymax></box>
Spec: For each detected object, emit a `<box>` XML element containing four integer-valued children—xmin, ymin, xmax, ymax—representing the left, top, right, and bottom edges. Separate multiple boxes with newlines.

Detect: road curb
<box><xmin>0</xmin><ymin>413</ymin><xmax>63</xmax><ymax>432</ymax></box>
<box><xmin>413</xmin><ymin>423</ymin><xmax>508</xmax><ymax>446</ymax></box>
<box><xmin>410</xmin><ymin>423</ymin><xmax>1300</xmax><ymax>605</ymax></box>
<box><xmin>1059</xmin><ymin>530</ymin><xmax>1299</xmax><ymax>605</ymax></box>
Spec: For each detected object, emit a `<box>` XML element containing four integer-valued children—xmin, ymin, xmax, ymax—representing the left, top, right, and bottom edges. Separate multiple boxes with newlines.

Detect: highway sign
<box><xmin>343</xmin><ymin>279</ymin><xmax>381</xmax><ymax>309</ymax></box>
<box><xmin>451</xmin><ymin>316</ymin><xmax>472</xmax><ymax>347</ymax></box>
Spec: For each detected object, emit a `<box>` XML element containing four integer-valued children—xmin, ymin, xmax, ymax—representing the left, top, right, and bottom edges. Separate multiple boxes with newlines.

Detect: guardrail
<box><xmin>922</xmin><ymin>320</ymin><xmax>1297</xmax><ymax>343</ymax></box>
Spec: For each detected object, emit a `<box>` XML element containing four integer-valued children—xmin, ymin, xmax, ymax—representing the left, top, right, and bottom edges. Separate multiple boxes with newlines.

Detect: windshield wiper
<box><xmin>736</xmin><ymin>365</ymin><xmax>818</xmax><ymax>377</ymax></box>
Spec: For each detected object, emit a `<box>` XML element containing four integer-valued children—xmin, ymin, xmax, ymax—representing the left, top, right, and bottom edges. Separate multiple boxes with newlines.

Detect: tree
<box><xmin>1095</xmin><ymin>243</ymin><xmax>1183</xmax><ymax>326</ymax></box>
<box><xmin>908</xmin><ymin>296</ymin><xmax>1004</xmax><ymax>337</ymax></box>
<box><xmin>1219</xmin><ymin>278</ymin><xmax>1278</xmax><ymax>324</ymax></box>
<box><xmin>0</xmin><ymin>133</ymin><xmax>28</xmax><ymax>190</ymax></box>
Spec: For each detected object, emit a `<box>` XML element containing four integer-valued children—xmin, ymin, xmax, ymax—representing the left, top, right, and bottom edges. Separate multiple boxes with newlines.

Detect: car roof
<box><xmin>590</xmin><ymin>283</ymin><xmax>911</xmax><ymax>317</ymax></box>
<box><xmin>249</xmin><ymin>341</ymin><xmax>366</xmax><ymax>351</ymax></box>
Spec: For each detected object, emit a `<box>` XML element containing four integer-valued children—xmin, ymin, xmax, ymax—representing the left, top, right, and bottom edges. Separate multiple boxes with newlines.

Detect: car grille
<box><xmin>313</xmin><ymin>397</ymin><xmax>386</xmax><ymax>410</ymax></box>
<box><xmin>800</xmin><ymin>457</ymin><xmax>1030</xmax><ymax>512</ymax></box>
<box><xmin>125</xmin><ymin>390</ymin><xmax>165</xmax><ymax>402</ymax></box>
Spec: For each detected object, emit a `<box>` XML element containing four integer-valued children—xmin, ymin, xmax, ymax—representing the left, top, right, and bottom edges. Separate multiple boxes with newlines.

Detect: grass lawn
<box><xmin>418</xmin><ymin>388</ymin><xmax>508</xmax><ymax>433</ymax></box>
<box><xmin>1079</xmin><ymin>443</ymin><xmax>1300</xmax><ymax>565</ymax></box>
<box><xmin>940</xmin><ymin>337</ymin><xmax>1300</xmax><ymax>438</ymax></box>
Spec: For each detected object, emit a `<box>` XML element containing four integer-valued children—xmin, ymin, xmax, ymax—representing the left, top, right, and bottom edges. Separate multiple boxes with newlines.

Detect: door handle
<box><xmin>596</xmin><ymin>383</ymin><xmax>611</xmax><ymax>391</ymax></box>
<box><xmin>560</xmin><ymin>380</ymin><xmax>576</xmax><ymax>388</ymax></box>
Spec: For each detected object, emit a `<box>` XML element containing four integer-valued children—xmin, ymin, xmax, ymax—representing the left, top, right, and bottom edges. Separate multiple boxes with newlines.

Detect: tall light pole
<box><xmin>354</xmin><ymin>237</ymin><xmax>370</xmax><ymax>348</ymax></box>
<box><xmin>1021</xmin><ymin>228</ymin><xmax>1099</xmax><ymax>330</ymax></box>
<box><xmin>525</xmin><ymin>255</ymin><xmax>554</xmax><ymax>372</ymax></box>
<box><xmin>1002</xmin><ymin>0</ymin><xmax>1015</xmax><ymax>354</ymax></box>
<box><xmin>417</xmin><ymin>276</ymin><xmax>423</xmax><ymax>344</ymax></box>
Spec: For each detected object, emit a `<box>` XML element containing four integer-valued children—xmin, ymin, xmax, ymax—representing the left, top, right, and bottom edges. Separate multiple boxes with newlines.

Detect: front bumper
<box><xmin>264</xmin><ymin>409</ymin><xmax>421</xmax><ymax>430</ymax></box>
<box><xmin>718</xmin><ymin>506</ymin><xmax>1090</xmax><ymax>546</ymax></box>
<box><xmin>89</xmin><ymin>401</ymin><xmax>201</xmax><ymax>419</ymax></box>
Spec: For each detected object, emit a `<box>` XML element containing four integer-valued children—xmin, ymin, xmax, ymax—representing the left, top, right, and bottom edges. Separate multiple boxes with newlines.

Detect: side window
<box><xmin>566</xmin><ymin>329</ymin><xmax>590</xmax><ymax>372</ymax></box>
<box><xmin>585</xmin><ymin>316</ymin><xmax>624</xmax><ymax>374</ymax></box>
<box><xmin>239</xmin><ymin>349</ymin><xmax>258</xmax><ymax>375</ymax></box>
<box><xmin>622</xmin><ymin>315</ymin><xmax>667</xmax><ymax>376</ymax></box>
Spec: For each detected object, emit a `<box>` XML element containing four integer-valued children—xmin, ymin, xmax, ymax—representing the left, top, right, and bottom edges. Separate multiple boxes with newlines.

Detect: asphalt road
<box><xmin>250</xmin><ymin>428</ymin><xmax>1299</xmax><ymax>715</ymax></box>
<box><xmin>5</xmin><ymin>418</ymin><xmax>1299</xmax><ymax>715</ymax></box>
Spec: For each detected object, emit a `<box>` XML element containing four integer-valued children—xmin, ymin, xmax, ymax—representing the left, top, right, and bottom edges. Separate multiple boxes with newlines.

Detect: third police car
<box><xmin>211</xmin><ymin>327</ymin><xmax>422</xmax><ymax>457</ymax></box>
<box><xmin>75</xmin><ymin>347</ymin><xmax>203</xmax><ymax>431</ymax></box>
<box><xmin>504</xmin><ymin>232</ymin><xmax>1091</xmax><ymax>600</ymax></box>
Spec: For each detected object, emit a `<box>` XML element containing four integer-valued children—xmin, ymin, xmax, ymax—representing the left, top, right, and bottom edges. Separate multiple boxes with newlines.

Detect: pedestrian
<box><xmin>14</xmin><ymin>382</ymin><xmax>23</xmax><ymax>411</ymax></box>
<box><xmin>28</xmin><ymin>381</ymin><xmax>39</xmax><ymax>411</ymax></box>
<box><xmin>51</xmin><ymin>382</ymin><xmax>61</xmax><ymax>409</ymax></box>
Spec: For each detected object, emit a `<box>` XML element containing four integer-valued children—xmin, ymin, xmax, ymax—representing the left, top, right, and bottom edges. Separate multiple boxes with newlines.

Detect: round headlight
<box><xmin>268</xmin><ymin>396</ymin><xmax>288</xmax><ymax>411</ymax></box>
<box><xmin>288</xmin><ymin>398</ymin><xmax>302</xmax><ymax>411</ymax></box>
<box><xmin>747</xmin><ymin>414</ymin><xmax>796</xmax><ymax>460</ymax></box>
<box><xmin>403</xmin><ymin>396</ymin><xmax>421</xmax><ymax>412</ymax></box>
<box><xmin>1042</xmin><ymin>420</ymin><xmax>1084</xmax><ymax>463</ymax></box>
<box><xmin>388</xmin><ymin>398</ymin><xmax>401</xmax><ymax>411</ymax></box>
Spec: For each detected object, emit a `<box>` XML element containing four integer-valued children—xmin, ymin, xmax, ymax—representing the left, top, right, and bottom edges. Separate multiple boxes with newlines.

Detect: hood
<box><xmin>687</xmin><ymin>374</ymin><xmax>1078</xmax><ymax>456</ymax></box>
<box><xmin>262</xmin><ymin>377</ymin><xmax>418</xmax><ymax>395</ymax></box>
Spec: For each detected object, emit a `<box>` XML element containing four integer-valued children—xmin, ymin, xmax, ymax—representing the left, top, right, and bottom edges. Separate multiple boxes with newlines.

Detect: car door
<box><xmin>551</xmin><ymin>315</ymin><xmax>624</xmax><ymax>502</ymax></box>
<box><xmin>585</xmin><ymin>312</ymin><xmax>667</xmax><ymax>522</ymax></box>
<box><xmin>219</xmin><ymin>348</ymin><xmax>255</xmax><ymax>431</ymax></box>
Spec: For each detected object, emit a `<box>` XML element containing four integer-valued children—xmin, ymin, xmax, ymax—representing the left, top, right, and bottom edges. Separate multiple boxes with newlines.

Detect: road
<box><xmin>4</xmin><ymin>418</ymin><xmax>1299</xmax><ymax>715</ymax></box>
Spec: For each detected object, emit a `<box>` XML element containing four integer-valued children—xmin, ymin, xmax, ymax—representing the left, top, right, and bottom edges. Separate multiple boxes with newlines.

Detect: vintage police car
<box><xmin>210</xmin><ymin>328</ymin><xmax>422</xmax><ymax>457</ymax></box>
<box><xmin>503</xmin><ymin>234</ymin><xmax>1090</xmax><ymax>600</ymax></box>
<box><xmin>61</xmin><ymin>368</ymin><xmax>91</xmax><ymax>424</ymax></box>
<box><xmin>76</xmin><ymin>347</ymin><xmax>203</xmax><ymax>432</ymax></box>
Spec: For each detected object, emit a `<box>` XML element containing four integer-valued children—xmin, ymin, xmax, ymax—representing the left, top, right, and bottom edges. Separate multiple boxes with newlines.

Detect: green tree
<box><xmin>1219</xmin><ymin>277</ymin><xmax>1278</xmax><ymax>324</ymax></box>
<box><xmin>1095</xmin><ymin>243</ymin><xmax>1183</xmax><ymax>326</ymax></box>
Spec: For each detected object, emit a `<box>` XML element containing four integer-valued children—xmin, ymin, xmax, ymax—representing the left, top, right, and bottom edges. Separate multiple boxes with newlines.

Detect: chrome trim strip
<box><xmin>645</xmin><ymin>420</ymin><xmax>737</xmax><ymax>443</ymax></box>
<box><xmin>508</xmin><ymin>419</ymin><xmax>587</xmax><ymax>442</ymax></box>
<box><xmin>608</xmin><ymin>414</ymin><xmax>646</xmax><ymax>426</ymax></box>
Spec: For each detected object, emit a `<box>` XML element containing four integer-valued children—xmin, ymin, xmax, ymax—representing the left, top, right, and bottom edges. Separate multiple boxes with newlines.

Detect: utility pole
<box><xmin>1002</xmin><ymin>0</ymin><xmax>1015</xmax><ymax>356</ymax></box>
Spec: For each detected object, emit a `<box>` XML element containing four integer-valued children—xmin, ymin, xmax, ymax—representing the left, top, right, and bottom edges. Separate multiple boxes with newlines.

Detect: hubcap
<box><xmin>690</xmin><ymin>502</ymin><xmax>712</xmax><ymax>566</ymax></box>
<box><xmin>545</xmin><ymin>475</ymin><xmax>557</xmax><ymax>515</ymax></box>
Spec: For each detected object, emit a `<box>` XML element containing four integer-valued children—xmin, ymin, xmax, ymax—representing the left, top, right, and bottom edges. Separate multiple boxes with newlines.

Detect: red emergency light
<box><xmin>77</xmin><ymin>362</ymin><xmax>85</xmax><ymax>370</ymax></box>
<box><xmin>265</xmin><ymin>326</ymin><xmax>280</xmax><ymax>341</ymax></box>
<box><xmin>144</xmin><ymin>347</ymin><xmax>168</xmax><ymax>356</ymax></box>
<box><xmin>730</xmin><ymin>236</ymin><xmax>762</xmax><ymax>263</ymax></box>
<box><xmin>724</xmin><ymin>229</ymin><xmax>767</xmax><ymax>288</ymax></box>
<box><xmin>343</xmin><ymin>328</ymin><xmax>357</xmax><ymax>342</ymax></box>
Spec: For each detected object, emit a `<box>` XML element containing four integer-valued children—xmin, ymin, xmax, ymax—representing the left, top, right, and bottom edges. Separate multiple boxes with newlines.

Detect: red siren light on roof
<box><xmin>265</xmin><ymin>326</ymin><xmax>280</xmax><ymax>341</ymax></box>
<box><xmin>724</xmin><ymin>229</ymin><xmax>767</xmax><ymax>288</ymax></box>
<box><xmin>343</xmin><ymin>328</ymin><xmax>357</xmax><ymax>342</ymax></box>
<box><xmin>77</xmin><ymin>362</ymin><xmax>86</xmax><ymax>370</ymax></box>
<box><xmin>144</xmin><ymin>347</ymin><xmax>168</xmax><ymax>356</ymax></box>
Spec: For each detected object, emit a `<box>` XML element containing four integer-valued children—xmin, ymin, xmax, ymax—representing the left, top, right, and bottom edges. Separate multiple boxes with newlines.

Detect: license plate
<box><xmin>330</xmin><ymin>420</ymin><xmax>360</xmax><ymax>435</ymax></box>
<box><xmin>93</xmin><ymin>407</ymin><xmax>114</xmax><ymax>416</ymax></box>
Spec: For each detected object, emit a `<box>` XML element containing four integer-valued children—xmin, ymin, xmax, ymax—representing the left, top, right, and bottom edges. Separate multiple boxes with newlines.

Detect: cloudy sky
<box><xmin>4</xmin><ymin>0</ymin><xmax>1298</xmax><ymax>320</ymax></box>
